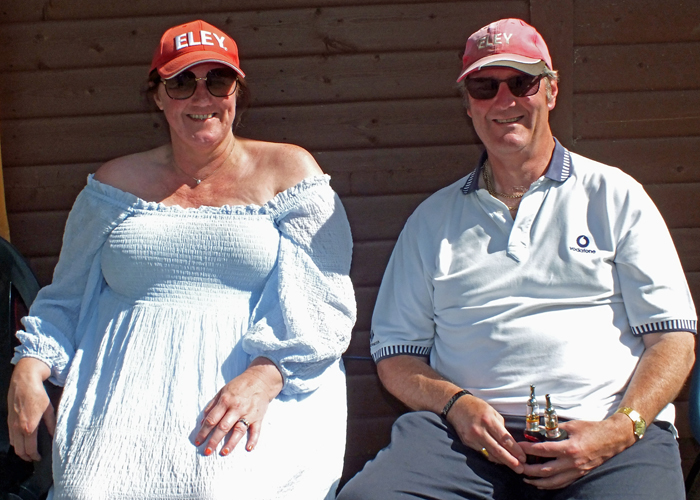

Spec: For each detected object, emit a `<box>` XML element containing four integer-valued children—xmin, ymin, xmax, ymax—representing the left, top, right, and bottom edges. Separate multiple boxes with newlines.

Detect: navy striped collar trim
<box><xmin>461</xmin><ymin>138</ymin><xmax>571</xmax><ymax>195</ymax></box>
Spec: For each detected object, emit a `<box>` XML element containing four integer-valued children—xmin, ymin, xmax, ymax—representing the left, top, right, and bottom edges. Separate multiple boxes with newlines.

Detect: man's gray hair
<box><xmin>542</xmin><ymin>67</ymin><xmax>559</xmax><ymax>103</ymax></box>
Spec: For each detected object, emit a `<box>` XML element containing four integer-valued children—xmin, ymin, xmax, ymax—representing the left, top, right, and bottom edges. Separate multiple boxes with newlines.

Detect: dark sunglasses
<box><xmin>464</xmin><ymin>74</ymin><xmax>543</xmax><ymax>100</ymax></box>
<box><xmin>161</xmin><ymin>67</ymin><xmax>239</xmax><ymax>100</ymax></box>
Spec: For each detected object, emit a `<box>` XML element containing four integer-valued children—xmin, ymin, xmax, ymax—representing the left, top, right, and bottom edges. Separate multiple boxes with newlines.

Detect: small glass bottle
<box><xmin>544</xmin><ymin>394</ymin><xmax>568</xmax><ymax>441</ymax></box>
<box><xmin>524</xmin><ymin>385</ymin><xmax>541</xmax><ymax>441</ymax></box>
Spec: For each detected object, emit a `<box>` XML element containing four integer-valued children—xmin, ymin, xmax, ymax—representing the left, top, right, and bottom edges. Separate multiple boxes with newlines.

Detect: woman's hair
<box><xmin>146</xmin><ymin>69</ymin><xmax>251</xmax><ymax>132</ymax></box>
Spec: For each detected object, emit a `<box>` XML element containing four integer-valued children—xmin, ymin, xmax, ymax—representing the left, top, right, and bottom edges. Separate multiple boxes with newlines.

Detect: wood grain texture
<box><xmin>645</xmin><ymin>183</ymin><xmax>700</xmax><ymax>229</ymax></box>
<box><xmin>343</xmin><ymin>193</ymin><xmax>430</xmax><ymax>242</ymax></box>
<box><xmin>1</xmin><ymin>143</ymin><xmax>476</xmax><ymax>214</ymax></box>
<box><xmin>573</xmin><ymin>90</ymin><xmax>700</xmax><ymax>141</ymax></box>
<box><xmin>3</xmin><ymin>163</ymin><xmax>96</xmax><ymax>212</ymax></box>
<box><xmin>0</xmin><ymin>0</ymin><xmax>492</xmax><ymax>23</ymax></box>
<box><xmin>671</xmin><ymin>229</ymin><xmax>700</xmax><ymax>273</ymax></box>
<box><xmin>574</xmin><ymin>42</ymin><xmax>700</xmax><ymax>93</ymax></box>
<box><xmin>345</xmin><ymin>330</ymin><xmax>372</xmax><ymax>358</ymax></box>
<box><xmin>354</xmin><ymin>286</ymin><xmax>379</xmax><ymax>333</ymax></box>
<box><xmin>318</xmin><ymin>144</ymin><xmax>481</xmax><ymax>196</ymax></box>
<box><xmin>351</xmin><ymin>240</ymin><xmax>396</xmax><ymax>287</ymax></box>
<box><xmin>0</xmin><ymin>99</ymin><xmax>477</xmax><ymax>167</ymax></box>
<box><xmin>574</xmin><ymin>0</ymin><xmax>700</xmax><ymax>45</ymax></box>
<box><xmin>346</xmin><ymin>372</ymin><xmax>407</xmax><ymax>419</ymax></box>
<box><xmin>0</xmin><ymin>3</ymin><xmax>528</xmax><ymax>72</ymax></box>
<box><xmin>7</xmin><ymin>88</ymin><xmax>700</xmax><ymax>170</ymax></box>
<box><xmin>5</xmin><ymin>136</ymin><xmax>698</xmax><ymax>214</ymax></box>
<box><xmin>530</xmin><ymin>0</ymin><xmax>574</xmax><ymax>148</ymax></box>
<box><xmin>687</xmin><ymin>273</ymin><xmax>700</xmax><ymax>313</ymax></box>
<box><xmin>573</xmin><ymin>137</ymin><xmax>700</xmax><ymax>185</ymax></box>
<box><xmin>0</xmin><ymin>50</ymin><xmax>465</xmax><ymax>120</ymax></box>
<box><xmin>7</xmin><ymin>210</ymin><xmax>67</xmax><ymax>258</ymax></box>
<box><xmin>25</xmin><ymin>256</ymin><xmax>57</xmax><ymax>287</ymax></box>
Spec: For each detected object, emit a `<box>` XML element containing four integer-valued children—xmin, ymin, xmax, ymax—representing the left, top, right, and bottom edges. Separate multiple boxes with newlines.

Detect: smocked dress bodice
<box><xmin>102</xmin><ymin>207</ymin><xmax>279</xmax><ymax>305</ymax></box>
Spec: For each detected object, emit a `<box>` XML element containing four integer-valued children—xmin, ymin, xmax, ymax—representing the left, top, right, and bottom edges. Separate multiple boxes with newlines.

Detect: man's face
<box><xmin>465</xmin><ymin>66</ymin><xmax>557</xmax><ymax>157</ymax></box>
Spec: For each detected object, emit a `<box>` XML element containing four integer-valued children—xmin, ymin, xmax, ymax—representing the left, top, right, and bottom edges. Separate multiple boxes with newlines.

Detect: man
<box><xmin>338</xmin><ymin>18</ymin><xmax>697</xmax><ymax>499</ymax></box>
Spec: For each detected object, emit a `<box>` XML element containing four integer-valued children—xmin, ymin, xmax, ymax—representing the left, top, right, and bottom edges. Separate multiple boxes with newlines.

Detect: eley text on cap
<box><xmin>457</xmin><ymin>18</ymin><xmax>552</xmax><ymax>82</ymax></box>
<box><xmin>150</xmin><ymin>20</ymin><xmax>245</xmax><ymax>79</ymax></box>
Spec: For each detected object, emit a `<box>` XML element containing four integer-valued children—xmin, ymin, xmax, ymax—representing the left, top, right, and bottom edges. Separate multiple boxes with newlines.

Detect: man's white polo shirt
<box><xmin>370</xmin><ymin>140</ymin><xmax>697</xmax><ymax>423</ymax></box>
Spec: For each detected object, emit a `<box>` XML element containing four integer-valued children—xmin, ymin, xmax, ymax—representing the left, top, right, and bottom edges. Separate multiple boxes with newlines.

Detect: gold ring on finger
<box><xmin>237</xmin><ymin>417</ymin><xmax>250</xmax><ymax>429</ymax></box>
<box><xmin>480</xmin><ymin>447</ymin><xmax>489</xmax><ymax>458</ymax></box>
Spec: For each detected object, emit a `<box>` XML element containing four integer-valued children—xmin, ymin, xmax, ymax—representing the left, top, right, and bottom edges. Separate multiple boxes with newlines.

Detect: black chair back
<box><xmin>0</xmin><ymin>237</ymin><xmax>53</xmax><ymax>500</ymax></box>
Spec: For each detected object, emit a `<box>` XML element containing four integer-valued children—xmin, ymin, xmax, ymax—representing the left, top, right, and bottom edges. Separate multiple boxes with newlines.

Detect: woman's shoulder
<box><xmin>244</xmin><ymin>139</ymin><xmax>323</xmax><ymax>193</ymax></box>
<box><xmin>94</xmin><ymin>147</ymin><xmax>169</xmax><ymax>198</ymax></box>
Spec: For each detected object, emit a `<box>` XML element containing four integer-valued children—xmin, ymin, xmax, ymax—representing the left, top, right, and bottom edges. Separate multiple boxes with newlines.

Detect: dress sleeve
<box><xmin>12</xmin><ymin>178</ymin><xmax>134</xmax><ymax>385</ymax></box>
<box><xmin>242</xmin><ymin>176</ymin><xmax>356</xmax><ymax>395</ymax></box>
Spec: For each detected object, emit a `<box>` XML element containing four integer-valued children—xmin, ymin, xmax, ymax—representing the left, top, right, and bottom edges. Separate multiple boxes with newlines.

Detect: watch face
<box><xmin>634</xmin><ymin>420</ymin><xmax>646</xmax><ymax>438</ymax></box>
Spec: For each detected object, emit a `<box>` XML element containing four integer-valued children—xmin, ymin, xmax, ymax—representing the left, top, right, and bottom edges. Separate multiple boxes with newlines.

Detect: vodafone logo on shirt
<box><xmin>570</xmin><ymin>234</ymin><xmax>596</xmax><ymax>254</ymax></box>
<box><xmin>174</xmin><ymin>30</ymin><xmax>228</xmax><ymax>51</ymax></box>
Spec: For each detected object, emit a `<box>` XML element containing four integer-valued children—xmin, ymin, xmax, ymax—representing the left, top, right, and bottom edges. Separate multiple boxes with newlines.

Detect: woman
<box><xmin>7</xmin><ymin>20</ymin><xmax>356</xmax><ymax>499</ymax></box>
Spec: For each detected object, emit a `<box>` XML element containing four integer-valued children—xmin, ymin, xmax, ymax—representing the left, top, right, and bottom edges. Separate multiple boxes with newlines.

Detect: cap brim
<box><xmin>457</xmin><ymin>54</ymin><xmax>545</xmax><ymax>82</ymax></box>
<box><xmin>159</xmin><ymin>55</ymin><xmax>245</xmax><ymax>79</ymax></box>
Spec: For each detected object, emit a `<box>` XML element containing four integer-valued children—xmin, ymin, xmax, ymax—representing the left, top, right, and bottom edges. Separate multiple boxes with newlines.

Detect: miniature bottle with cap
<box><xmin>524</xmin><ymin>385</ymin><xmax>544</xmax><ymax>465</ymax></box>
<box><xmin>524</xmin><ymin>384</ymin><xmax>541</xmax><ymax>442</ymax></box>
<box><xmin>544</xmin><ymin>394</ymin><xmax>568</xmax><ymax>441</ymax></box>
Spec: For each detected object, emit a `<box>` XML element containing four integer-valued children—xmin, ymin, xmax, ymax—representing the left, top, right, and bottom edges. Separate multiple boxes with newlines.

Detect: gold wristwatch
<box><xmin>615</xmin><ymin>407</ymin><xmax>646</xmax><ymax>440</ymax></box>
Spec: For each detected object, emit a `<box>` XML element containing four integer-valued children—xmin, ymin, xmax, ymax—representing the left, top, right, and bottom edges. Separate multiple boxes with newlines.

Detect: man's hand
<box><xmin>448</xmin><ymin>395</ymin><xmax>527</xmax><ymax>474</ymax></box>
<box><xmin>377</xmin><ymin>355</ymin><xmax>526</xmax><ymax>472</ymax></box>
<box><xmin>519</xmin><ymin>413</ymin><xmax>635</xmax><ymax>489</ymax></box>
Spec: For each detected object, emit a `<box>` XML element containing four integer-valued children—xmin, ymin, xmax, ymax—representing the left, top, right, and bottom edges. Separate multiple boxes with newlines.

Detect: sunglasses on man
<box><xmin>464</xmin><ymin>74</ymin><xmax>543</xmax><ymax>100</ymax></box>
<box><xmin>161</xmin><ymin>67</ymin><xmax>239</xmax><ymax>100</ymax></box>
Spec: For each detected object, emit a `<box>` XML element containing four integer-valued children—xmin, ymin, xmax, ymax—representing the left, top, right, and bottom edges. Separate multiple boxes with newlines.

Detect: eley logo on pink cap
<box><xmin>457</xmin><ymin>18</ymin><xmax>552</xmax><ymax>82</ymax></box>
<box><xmin>150</xmin><ymin>20</ymin><xmax>246</xmax><ymax>79</ymax></box>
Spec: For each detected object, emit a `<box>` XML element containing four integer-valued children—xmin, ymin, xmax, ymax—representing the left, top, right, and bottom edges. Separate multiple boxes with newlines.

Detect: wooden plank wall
<box><xmin>0</xmin><ymin>0</ymin><xmax>698</xmax><ymax>485</ymax></box>
<box><xmin>570</xmin><ymin>0</ymin><xmax>700</xmax><ymax>477</ymax></box>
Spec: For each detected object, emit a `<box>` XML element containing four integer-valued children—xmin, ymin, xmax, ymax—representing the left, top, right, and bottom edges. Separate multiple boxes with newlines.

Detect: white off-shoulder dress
<box><xmin>13</xmin><ymin>174</ymin><xmax>356</xmax><ymax>500</ymax></box>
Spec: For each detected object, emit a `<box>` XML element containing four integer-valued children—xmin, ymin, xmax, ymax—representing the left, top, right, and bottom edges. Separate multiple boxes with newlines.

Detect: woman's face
<box><xmin>153</xmin><ymin>62</ymin><xmax>238</xmax><ymax>151</ymax></box>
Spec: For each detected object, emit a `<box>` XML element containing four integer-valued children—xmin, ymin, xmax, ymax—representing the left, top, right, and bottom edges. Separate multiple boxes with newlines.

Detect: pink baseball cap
<box><xmin>150</xmin><ymin>20</ymin><xmax>245</xmax><ymax>79</ymax></box>
<box><xmin>457</xmin><ymin>18</ymin><xmax>552</xmax><ymax>82</ymax></box>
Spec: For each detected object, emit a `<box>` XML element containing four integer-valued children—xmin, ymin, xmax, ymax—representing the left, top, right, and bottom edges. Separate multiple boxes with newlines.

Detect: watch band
<box><xmin>615</xmin><ymin>406</ymin><xmax>646</xmax><ymax>440</ymax></box>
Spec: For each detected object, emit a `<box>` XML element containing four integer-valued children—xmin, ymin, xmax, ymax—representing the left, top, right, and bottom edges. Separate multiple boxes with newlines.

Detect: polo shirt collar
<box><xmin>461</xmin><ymin>138</ymin><xmax>571</xmax><ymax>195</ymax></box>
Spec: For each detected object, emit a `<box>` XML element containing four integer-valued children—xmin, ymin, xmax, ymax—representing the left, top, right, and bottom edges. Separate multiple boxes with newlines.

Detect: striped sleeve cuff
<box><xmin>631</xmin><ymin>319</ymin><xmax>697</xmax><ymax>336</ymax></box>
<box><xmin>371</xmin><ymin>344</ymin><xmax>432</xmax><ymax>363</ymax></box>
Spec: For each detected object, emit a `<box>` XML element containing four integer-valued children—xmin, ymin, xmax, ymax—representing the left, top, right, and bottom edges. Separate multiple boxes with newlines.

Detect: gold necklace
<box><xmin>172</xmin><ymin>139</ymin><xmax>237</xmax><ymax>186</ymax></box>
<box><xmin>483</xmin><ymin>160</ymin><xmax>525</xmax><ymax>198</ymax></box>
<box><xmin>482</xmin><ymin>160</ymin><xmax>524</xmax><ymax>211</ymax></box>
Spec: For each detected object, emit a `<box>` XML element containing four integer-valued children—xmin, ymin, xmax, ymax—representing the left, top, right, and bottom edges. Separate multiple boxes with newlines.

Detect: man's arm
<box><xmin>377</xmin><ymin>355</ymin><xmax>527</xmax><ymax>473</ymax></box>
<box><xmin>520</xmin><ymin>330</ymin><xmax>695</xmax><ymax>489</ymax></box>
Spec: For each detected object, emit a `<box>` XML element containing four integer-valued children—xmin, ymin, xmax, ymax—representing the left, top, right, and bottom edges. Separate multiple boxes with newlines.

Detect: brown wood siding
<box><xmin>572</xmin><ymin>0</ymin><xmax>700</xmax><ymax>476</ymax></box>
<box><xmin>1</xmin><ymin>0</ymin><xmax>698</xmax><ymax>485</ymax></box>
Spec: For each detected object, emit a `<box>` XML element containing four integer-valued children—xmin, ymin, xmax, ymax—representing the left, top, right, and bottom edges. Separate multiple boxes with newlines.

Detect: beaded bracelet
<box><xmin>441</xmin><ymin>389</ymin><xmax>473</xmax><ymax>419</ymax></box>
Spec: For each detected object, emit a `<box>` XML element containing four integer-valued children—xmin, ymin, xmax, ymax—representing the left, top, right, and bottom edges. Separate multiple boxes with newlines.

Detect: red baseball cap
<box><xmin>457</xmin><ymin>19</ymin><xmax>552</xmax><ymax>82</ymax></box>
<box><xmin>150</xmin><ymin>20</ymin><xmax>245</xmax><ymax>79</ymax></box>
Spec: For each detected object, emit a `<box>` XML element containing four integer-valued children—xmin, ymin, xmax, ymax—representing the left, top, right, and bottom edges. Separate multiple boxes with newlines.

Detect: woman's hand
<box><xmin>7</xmin><ymin>357</ymin><xmax>55</xmax><ymax>461</ymax></box>
<box><xmin>195</xmin><ymin>357</ymin><xmax>283</xmax><ymax>456</ymax></box>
